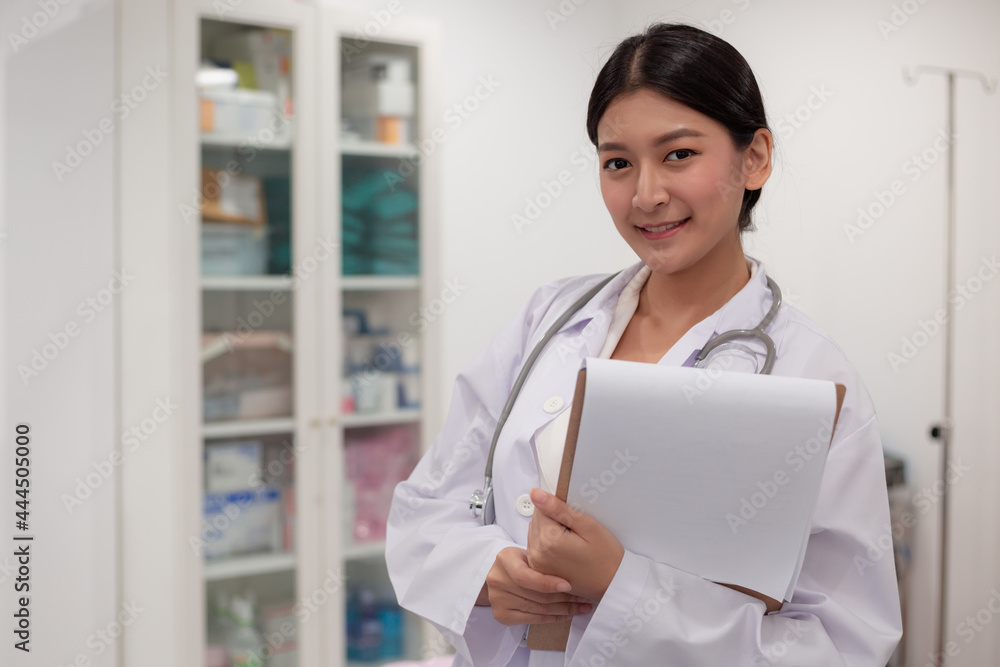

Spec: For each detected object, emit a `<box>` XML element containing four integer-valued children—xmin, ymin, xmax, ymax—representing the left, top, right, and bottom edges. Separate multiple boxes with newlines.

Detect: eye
<box><xmin>602</xmin><ymin>157</ymin><xmax>630</xmax><ymax>172</ymax></box>
<box><xmin>666</xmin><ymin>149</ymin><xmax>696</xmax><ymax>161</ymax></box>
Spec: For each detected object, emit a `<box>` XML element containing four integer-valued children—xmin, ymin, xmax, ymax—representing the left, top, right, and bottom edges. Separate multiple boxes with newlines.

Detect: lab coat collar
<box><xmin>558</xmin><ymin>254</ymin><xmax>777</xmax><ymax>366</ymax></box>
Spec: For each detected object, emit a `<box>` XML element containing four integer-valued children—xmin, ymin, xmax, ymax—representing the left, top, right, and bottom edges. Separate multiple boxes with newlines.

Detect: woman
<box><xmin>386</xmin><ymin>23</ymin><xmax>903</xmax><ymax>666</ymax></box>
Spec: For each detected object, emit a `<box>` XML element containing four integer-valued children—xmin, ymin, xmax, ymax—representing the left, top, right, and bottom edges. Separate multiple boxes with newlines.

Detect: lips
<box><xmin>640</xmin><ymin>220</ymin><xmax>687</xmax><ymax>233</ymax></box>
<box><xmin>637</xmin><ymin>217</ymin><xmax>690</xmax><ymax>239</ymax></box>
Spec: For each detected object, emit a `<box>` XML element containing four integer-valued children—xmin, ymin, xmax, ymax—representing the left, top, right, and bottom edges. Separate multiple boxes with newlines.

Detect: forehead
<box><xmin>597</xmin><ymin>88</ymin><xmax>724</xmax><ymax>141</ymax></box>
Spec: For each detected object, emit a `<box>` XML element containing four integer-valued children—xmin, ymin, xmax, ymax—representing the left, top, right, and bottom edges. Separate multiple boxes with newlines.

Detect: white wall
<box><xmin>325</xmin><ymin>1</ymin><xmax>1000</xmax><ymax>665</ymax></box>
<box><xmin>1</xmin><ymin>0</ymin><xmax>119</xmax><ymax>665</ymax></box>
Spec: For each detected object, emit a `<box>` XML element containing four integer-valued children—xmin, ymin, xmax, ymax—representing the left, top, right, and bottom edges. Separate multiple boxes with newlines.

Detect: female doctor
<box><xmin>386</xmin><ymin>22</ymin><xmax>903</xmax><ymax>666</ymax></box>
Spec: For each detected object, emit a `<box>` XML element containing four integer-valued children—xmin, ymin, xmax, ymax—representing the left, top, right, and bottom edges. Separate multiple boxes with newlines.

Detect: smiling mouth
<box><xmin>639</xmin><ymin>218</ymin><xmax>689</xmax><ymax>233</ymax></box>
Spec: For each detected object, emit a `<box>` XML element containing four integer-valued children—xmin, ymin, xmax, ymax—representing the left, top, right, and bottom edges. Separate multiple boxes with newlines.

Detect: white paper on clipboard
<box><xmin>562</xmin><ymin>358</ymin><xmax>844</xmax><ymax>603</ymax></box>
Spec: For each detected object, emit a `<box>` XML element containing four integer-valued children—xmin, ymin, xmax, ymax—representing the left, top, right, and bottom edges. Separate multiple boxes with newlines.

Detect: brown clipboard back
<box><xmin>526</xmin><ymin>368</ymin><xmax>589</xmax><ymax>651</ymax></box>
<box><xmin>527</xmin><ymin>370</ymin><xmax>846</xmax><ymax>651</ymax></box>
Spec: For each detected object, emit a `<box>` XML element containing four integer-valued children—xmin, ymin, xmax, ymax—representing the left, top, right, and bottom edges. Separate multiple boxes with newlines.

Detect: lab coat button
<box><xmin>516</xmin><ymin>493</ymin><xmax>534</xmax><ymax>517</ymax></box>
<box><xmin>543</xmin><ymin>396</ymin><xmax>564</xmax><ymax>413</ymax></box>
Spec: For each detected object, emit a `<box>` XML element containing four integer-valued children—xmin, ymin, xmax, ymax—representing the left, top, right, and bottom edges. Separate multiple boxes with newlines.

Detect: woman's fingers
<box><xmin>503</xmin><ymin>547</ymin><xmax>573</xmax><ymax>594</ymax></box>
<box><xmin>492</xmin><ymin>610</ymin><xmax>575</xmax><ymax>626</ymax></box>
<box><xmin>489</xmin><ymin>592</ymin><xmax>593</xmax><ymax>626</ymax></box>
<box><xmin>487</xmin><ymin>545</ymin><xmax>599</xmax><ymax>626</ymax></box>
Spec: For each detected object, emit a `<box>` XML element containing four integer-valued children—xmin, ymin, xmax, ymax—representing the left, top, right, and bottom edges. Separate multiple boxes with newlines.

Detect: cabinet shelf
<box><xmin>340</xmin><ymin>139</ymin><xmax>418</xmax><ymax>158</ymax></box>
<box><xmin>204</xmin><ymin>551</ymin><xmax>296</xmax><ymax>581</ymax></box>
<box><xmin>202</xmin><ymin>417</ymin><xmax>295</xmax><ymax>439</ymax></box>
<box><xmin>201</xmin><ymin>136</ymin><xmax>293</xmax><ymax>151</ymax></box>
<box><xmin>201</xmin><ymin>274</ymin><xmax>295</xmax><ymax>291</ymax></box>
<box><xmin>341</xmin><ymin>275</ymin><xmax>419</xmax><ymax>291</ymax></box>
<box><xmin>341</xmin><ymin>408</ymin><xmax>420</xmax><ymax>428</ymax></box>
<box><xmin>343</xmin><ymin>540</ymin><xmax>386</xmax><ymax>561</ymax></box>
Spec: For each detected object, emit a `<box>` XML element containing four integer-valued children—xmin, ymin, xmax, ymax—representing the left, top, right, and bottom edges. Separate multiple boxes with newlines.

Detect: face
<box><xmin>596</xmin><ymin>88</ymin><xmax>770</xmax><ymax>275</ymax></box>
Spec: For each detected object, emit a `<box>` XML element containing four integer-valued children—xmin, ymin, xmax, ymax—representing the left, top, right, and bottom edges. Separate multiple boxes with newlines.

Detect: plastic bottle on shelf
<box><xmin>207</xmin><ymin>590</ymin><xmax>233</xmax><ymax>650</ymax></box>
<box><xmin>227</xmin><ymin>594</ymin><xmax>264</xmax><ymax>667</ymax></box>
<box><xmin>346</xmin><ymin>585</ymin><xmax>383</xmax><ymax>662</ymax></box>
<box><xmin>377</xmin><ymin>586</ymin><xmax>404</xmax><ymax>659</ymax></box>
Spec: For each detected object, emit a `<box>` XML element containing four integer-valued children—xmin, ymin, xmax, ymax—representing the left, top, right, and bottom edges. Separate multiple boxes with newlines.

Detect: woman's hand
<box><xmin>480</xmin><ymin>546</ymin><xmax>594</xmax><ymax>626</ymax></box>
<box><xmin>526</xmin><ymin>488</ymin><xmax>625</xmax><ymax>603</ymax></box>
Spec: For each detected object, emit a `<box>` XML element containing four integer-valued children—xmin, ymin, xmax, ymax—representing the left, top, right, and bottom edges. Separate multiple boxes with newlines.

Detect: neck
<box><xmin>638</xmin><ymin>238</ymin><xmax>750</xmax><ymax>327</ymax></box>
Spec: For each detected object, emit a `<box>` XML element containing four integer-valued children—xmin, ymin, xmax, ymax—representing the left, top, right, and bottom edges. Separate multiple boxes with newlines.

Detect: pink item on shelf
<box><xmin>204</xmin><ymin>645</ymin><xmax>227</xmax><ymax>667</ymax></box>
<box><xmin>344</xmin><ymin>425</ymin><xmax>417</xmax><ymax>542</ymax></box>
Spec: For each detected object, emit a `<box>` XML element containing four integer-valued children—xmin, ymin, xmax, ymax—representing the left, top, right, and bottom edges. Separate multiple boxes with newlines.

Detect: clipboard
<box><xmin>527</xmin><ymin>364</ymin><xmax>846</xmax><ymax>651</ymax></box>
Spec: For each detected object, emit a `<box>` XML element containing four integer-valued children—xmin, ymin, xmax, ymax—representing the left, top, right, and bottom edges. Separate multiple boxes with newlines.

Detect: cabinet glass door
<box><xmin>199</xmin><ymin>18</ymin><xmax>299</xmax><ymax>667</ymax></box>
<box><xmin>337</xmin><ymin>37</ymin><xmax>428</xmax><ymax>665</ymax></box>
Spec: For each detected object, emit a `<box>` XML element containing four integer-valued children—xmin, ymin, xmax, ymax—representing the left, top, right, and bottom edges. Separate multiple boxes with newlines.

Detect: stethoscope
<box><xmin>469</xmin><ymin>268</ymin><xmax>783</xmax><ymax>525</ymax></box>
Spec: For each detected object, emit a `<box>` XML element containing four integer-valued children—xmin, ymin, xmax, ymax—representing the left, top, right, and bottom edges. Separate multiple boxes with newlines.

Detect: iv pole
<box><xmin>901</xmin><ymin>64</ymin><xmax>996</xmax><ymax>663</ymax></box>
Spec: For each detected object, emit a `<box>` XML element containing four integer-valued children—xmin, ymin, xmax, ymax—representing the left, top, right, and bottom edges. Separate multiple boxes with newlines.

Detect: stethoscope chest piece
<box><xmin>470</xmin><ymin>481</ymin><xmax>495</xmax><ymax>525</ymax></box>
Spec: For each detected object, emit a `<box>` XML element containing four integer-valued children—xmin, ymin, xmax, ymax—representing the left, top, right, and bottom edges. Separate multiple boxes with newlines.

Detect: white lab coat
<box><xmin>386</xmin><ymin>256</ymin><xmax>903</xmax><ymax>667</ymax></box>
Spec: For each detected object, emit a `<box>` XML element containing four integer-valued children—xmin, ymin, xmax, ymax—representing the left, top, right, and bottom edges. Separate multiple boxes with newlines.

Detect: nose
<box><xmin>632</xmin><ymin>167</ymin><xmax>670</xmax><ymax>212</ymax></box>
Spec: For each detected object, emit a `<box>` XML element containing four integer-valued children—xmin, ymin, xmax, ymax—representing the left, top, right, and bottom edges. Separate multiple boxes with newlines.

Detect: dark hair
<box><xmin>587</xmin><ymin>23</ymin><xmax>771</xmax><ymax>233</ymax></box>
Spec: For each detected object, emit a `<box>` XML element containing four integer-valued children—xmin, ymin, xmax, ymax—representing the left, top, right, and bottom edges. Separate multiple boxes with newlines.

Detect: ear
<box><xmin>742</xmin><ymin>128</ymin><xmax>773</xmax><ymax>191</ymax></box>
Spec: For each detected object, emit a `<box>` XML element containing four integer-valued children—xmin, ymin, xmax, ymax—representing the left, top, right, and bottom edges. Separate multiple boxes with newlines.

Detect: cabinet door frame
<box><xmin>162</xmin><ymin>0</ymin><xmax>322</xmax><ymax>664</ymax></box>
<box><xmin>318</xmin><ymin>8</ymin><xmax>443</xmax><ymax>663</ymax></box>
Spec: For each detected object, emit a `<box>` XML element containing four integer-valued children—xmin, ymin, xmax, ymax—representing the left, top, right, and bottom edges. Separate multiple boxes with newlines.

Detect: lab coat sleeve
<box><xmin>386</xmin><ymin>278</ymin><xmax>581</xmax><ymax>667</ymax></box>
<box><xmin>565</xmin><ymin>352</ymin><xmax>903</xmax><ymax>666</ymax></box>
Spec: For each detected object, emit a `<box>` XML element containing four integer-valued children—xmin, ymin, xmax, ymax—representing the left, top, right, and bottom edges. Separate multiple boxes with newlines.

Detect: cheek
<box><xmin>599</xmin><ymin>177</ymin><xmax>631</xmax><ymax>218</ymax></box>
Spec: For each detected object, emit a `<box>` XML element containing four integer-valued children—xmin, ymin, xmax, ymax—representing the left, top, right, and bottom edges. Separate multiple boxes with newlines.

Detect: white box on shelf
<box><xmin>364</xmin><ymin>53</ymin><xmax>412</xmax><ymax>82</ymax></box>
<box><xmin>202</xmin><ymin>331</ymin><xmax>294</xmax><ymax>422</ymax></box>
<box><xmin>238</xmin><ymin>385</ymin><xmax>293</xmax><ymax>420</ymax></box>
<box><xmin>200</xmin><ymin>88</ymin><xmax>291</xmax><ymax>146</ymax></box>
<box><xmin>202</xmin><ymin>486</ymin><xmax>284</xmax><ymax>560</ymax></box>
<box><xmin>200</xmin><ymin>222</ymin><xmax>267</xmax><ymax>276</ymax></box>
<box><xmin>205</xmin><ymin>440</ymin><xmax>262</xmax><ymax>493</ymax></box>
<box><xmin>209</xmin><ymin>28</ymin><xmax>293</xmax><ymax>115</ymax></box>
<box><xmin>342</xmin><ymin>73</ymin><xmax>414</xmax><ymax>118</ymax></box>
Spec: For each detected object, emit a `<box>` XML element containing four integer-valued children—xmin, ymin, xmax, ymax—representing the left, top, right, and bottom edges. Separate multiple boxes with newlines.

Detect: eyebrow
<box><xmin>597</xmin><ymin>128</ymin><xmax>706</xmax><ymax>153</ymax></box>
